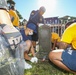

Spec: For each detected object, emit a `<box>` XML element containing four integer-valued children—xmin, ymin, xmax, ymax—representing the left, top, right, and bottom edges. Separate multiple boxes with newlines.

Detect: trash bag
<box><xmin>0</xmin><ymin>34</ymin><xmax>24</xmax><ymax>75</ymax></box>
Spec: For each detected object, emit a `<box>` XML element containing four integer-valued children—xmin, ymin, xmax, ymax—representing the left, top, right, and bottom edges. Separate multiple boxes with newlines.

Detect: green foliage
<box><xmin>16</xmin><ymin>10</ymin><xmax>23</xmax><ymax>19</ymax></box>
<box><xmin>7</xmin><ymin>0</ymin><xmax>15</xmax><ymax>5</ymax></box>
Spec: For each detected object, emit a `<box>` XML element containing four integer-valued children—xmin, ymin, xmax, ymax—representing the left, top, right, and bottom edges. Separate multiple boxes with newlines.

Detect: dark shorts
<box><xmin>0</xmin><ymin>0</ymin><xmax>8</xmax><ymax>10</ymax></box>
<box><xmin>32</xmin><ymin>32</ymin><xmax>38</xmax><ymax>41</ymax></box>
<box><xmin>61</xmin><ymin>49</ymin><xmax>76</xmax><ymax>71</ymax></box>
<box><xmin>27</xmin><ymin>23</ymin><xmax>38</xmax><ymax>41</ymax></box>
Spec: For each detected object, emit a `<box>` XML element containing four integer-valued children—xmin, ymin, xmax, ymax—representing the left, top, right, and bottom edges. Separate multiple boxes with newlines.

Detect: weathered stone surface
<box><xmin>38</xmin><ymin>25</ymin><xmax>51</xmax><ymax>60</ymax></box>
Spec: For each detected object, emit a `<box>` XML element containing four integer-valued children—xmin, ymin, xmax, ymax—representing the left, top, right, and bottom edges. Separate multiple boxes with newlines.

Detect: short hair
<box><xmin>65</xmin><ymin>21</ymin><xmax>73</xmax><ymax>27</ymax></box>
<box><xmin>10</xmin><ymin>6</ymin><xmax>15</xmax><ymax>10</ymax></box>
<box><xmin>39</xmin><ymin>6</ymin><xmax>46</xmax><ymax>12</ymax></box>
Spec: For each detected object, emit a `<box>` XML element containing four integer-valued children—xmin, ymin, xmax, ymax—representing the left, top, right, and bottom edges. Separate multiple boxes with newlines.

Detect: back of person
<box><xmin>28</xmin><ymin>10</ymin><xmax>44</xmax><ymax>25</ymax></box>
<box><xmin>20</xmin><ymin>28</ymin><xmax>32</xmax><ymax>41</ymax></box>
<box><xmin>51</xmin><ymin>32</ymin><xmax>60</xmax><ymax>43</ymax></box>
<box><xmin>61</xmin><ymin>22</ymin><xmax>76</xmax><ymax>50</ymax></box>
<box><xmin>9</xmin><ymin>9</ymin><xmax>19</xmax><ymax>27</ymax></box>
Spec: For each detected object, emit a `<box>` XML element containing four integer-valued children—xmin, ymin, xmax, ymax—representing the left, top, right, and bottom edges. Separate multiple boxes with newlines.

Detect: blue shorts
<box><xmin>61</xmin><ymin>49</ymin><xmax>76</xmax><ymax>71</ymax></box>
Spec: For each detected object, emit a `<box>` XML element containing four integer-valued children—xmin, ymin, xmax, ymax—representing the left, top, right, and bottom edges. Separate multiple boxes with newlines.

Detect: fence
<box><xmin>48</xmin><ymin>24</ymin><xmax>65</xmax><ymax>37</ymax></box>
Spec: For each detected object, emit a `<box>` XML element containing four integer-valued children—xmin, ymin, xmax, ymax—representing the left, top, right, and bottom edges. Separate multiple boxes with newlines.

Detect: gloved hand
<box><xmin>30</xmin><ymin>57</ymin><xmax>38</xmax><ymax>63</ymax></box>
<box><xmin>0</xmin><ymin>24</ymin><xmax>22</xmax><ymax>50</ymax></box>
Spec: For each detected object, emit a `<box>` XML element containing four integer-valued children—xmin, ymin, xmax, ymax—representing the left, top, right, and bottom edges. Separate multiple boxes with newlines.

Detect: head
<box><xmin>39</xmin><ymin>6</ymin><xmax>46</xmax><ymax>15</ymax></box>
<box><xmin>10</xmin><ymin>6</ymin><xmax>15</xmax><ymax>10</ymax></box>
<box><xmin>26</xmin><ymin>23</ymin><xmax>37</xmax><ymax>35</ymax></box>
<box><xmin>65</xmin><ymin>21</ymin><xmax>73</xmax><ymax>29</ymax></box>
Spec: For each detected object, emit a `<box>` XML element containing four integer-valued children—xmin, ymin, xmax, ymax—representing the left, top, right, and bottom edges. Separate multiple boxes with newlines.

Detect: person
<box><xmin>0</xmin><ymin>0</ymin><xmax>32</xmax><ymax>71</ymax></box>
<box><xmin>8</xmin><ymin>5</ymin><xmax>19</xmax><ymax>28</ymax></box>
<box><xmin>49</xmin><ymin>22</ymin><xmax>76</xmax><ymax>73</ymax></box>
<box><xmin>65</xmin><ymin>21</ymin><xmax>74</xmax><ymax>29</ymax></box>
<box><xmin>27</xmin><ymin>6</ymin><xmax>46</xmax><ymax>48</ymax></box>
<box><xmin>51</xmin><ymin>32</ymin><xmax>61</xmax><ymax>50</ymax></box>
<box><xmin>20</xmin><ymin>23</ymin><xmax>38</xmax><ymax>63</ymax></box>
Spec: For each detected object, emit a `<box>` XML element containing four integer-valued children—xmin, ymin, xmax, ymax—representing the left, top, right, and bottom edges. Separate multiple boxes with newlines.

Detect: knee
<box><xmin>26</xmin><ymin>40</ymin><xmax>32</xmax><ymax>48</ymax></box>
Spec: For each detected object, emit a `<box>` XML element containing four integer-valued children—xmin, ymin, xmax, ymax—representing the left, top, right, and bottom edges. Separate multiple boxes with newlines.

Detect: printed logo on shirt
<box><xmin>67</xmin><ymin>49</ymin><xmax>73</xmax><ymax>55</ymax></box>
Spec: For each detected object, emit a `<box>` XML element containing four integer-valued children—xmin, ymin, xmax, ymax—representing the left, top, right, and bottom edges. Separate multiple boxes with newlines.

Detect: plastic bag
<box><xmin>0</xmin><ymin>34</ymin><xmax>24</xmax><ymax>75</ymax></box>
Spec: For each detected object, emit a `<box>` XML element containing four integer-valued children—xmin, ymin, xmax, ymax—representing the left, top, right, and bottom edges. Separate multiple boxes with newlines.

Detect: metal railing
<box><xmin>48</xmin><ymin>24</ymin><xmax>65</xmax><ymax>37</ymax></box>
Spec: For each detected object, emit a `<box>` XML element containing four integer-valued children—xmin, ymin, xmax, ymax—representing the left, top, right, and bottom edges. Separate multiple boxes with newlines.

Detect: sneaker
<box><xmin>24</xmin><ymin>61</ymin><xmax>32</xmax><ymax>69</ymax></box>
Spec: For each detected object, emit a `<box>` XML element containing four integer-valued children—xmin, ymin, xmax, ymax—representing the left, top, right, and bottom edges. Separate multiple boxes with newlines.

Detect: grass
<box><xmin>24</xmin><ymin>45</ymin><xmax>76</xmax><ymax>75</ymax></box>
<box><xmin>24</xmin><ymin>60</ymin><xmax>75</xmax><ymax>75</ymax></box>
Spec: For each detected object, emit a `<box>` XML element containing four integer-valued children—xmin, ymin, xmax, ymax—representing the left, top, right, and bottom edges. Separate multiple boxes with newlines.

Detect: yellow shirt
<box><xmin>51</xmin><ymin>32</ymin><xmax>60</xmax><ymax>43</ymax></box>
<box><xmin>61</xmin><ymin>23</ymin><xmax>76</xmax><ymax>49</ymax></box>
<box><xmin>9</xmin><ymin>9</ymin><xmax>19</xmax><ymax>27</ymax></box>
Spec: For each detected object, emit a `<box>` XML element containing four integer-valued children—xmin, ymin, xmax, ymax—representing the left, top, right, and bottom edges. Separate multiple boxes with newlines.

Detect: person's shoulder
<box><xmin>31</xmin><ymin>10</ymin><xmax>38</xmax><ymax>14</ymax></box>
<box><xmin>67</xmin><ymin>22</ymin><xmax>76</xmax><ymax>29</ymax></box>
<box><xmin>9</xmin><ymin>9</ymin><xmax>12</xmax><ymax>12</ymax></box>
<box><xmin>9</xmin><ymin>9</ymin><xmax>15</xmax><ymax>14</ymax></box>
<box><xmin>30</xmin><ymin>10</ymin><xmax>35</xmax><ymax>15</ymax></box>
<box><xmin>72</xmin><ymin>22</ymin><xmax>76</xmax><ymax>26</ymax></box>
<box><xmin>52</xmin><ymin>32</ymin><xmax>60</xmax><ymax>38</ymax></box>
<box><xmin>52</xmin><ymin>32</ymin><xmax>58</xmax><ymax>35</ymax></box>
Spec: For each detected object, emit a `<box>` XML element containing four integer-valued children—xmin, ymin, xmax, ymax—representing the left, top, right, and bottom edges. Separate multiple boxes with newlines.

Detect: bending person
<box><xmin>49</xmin><ymin>22</ymin><xmax>76</xmax><ymax>73</ymax></box>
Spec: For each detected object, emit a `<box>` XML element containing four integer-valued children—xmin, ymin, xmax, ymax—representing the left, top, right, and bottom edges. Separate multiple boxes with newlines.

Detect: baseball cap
<box><xmin>39</xmin><ymin>6</ymin><xmax>46</xmax><ymax>12</ymax></box>
<box><xmin>27</xmin><ymin>23</ymin><xmax>37</xmax><ymax>33</ymax></box>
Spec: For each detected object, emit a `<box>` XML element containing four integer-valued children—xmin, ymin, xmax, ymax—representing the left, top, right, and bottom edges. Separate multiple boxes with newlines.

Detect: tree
<box><xmin>7</xmin><ymin>0</ymin><xmax>23</xmax><ymax>19</ymax></box>
<box><xmin>16</xmin><ymin>10</ymin><xmax>23</xmax><ymax>19</ymax></box>
<box><xmin>7</xmin><ymin>0</ymin><xmax>15</xmax><ymax>5</ymax></box>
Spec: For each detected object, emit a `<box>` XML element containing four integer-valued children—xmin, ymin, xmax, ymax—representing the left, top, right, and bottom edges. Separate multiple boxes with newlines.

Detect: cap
<box><xmin>27</xmin><ymin>23</ymin><xmax>37</xmax><ymax>33</ymax></box>
<box><xmin>39</xmin><ymin>6</ymin><xmax>46</xmax><ymax>12</ymax></box>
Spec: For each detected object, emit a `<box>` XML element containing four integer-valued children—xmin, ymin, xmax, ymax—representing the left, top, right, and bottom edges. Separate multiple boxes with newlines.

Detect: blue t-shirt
<box><xmin>28</xmin><ymin>10</ymin><xmax>44</xmax><ymax>25</ymax></box>
<box><xmin>20</xmin><ymin>29</ymin><xmax>32</xmax><ymax>41</ymax></box>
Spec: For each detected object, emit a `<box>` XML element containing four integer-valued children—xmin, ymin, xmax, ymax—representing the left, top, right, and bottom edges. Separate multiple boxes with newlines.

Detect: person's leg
<box><xmin>32</xmin><ymin>32</ymin><xmax>38</xmax><ymax>48</ymax></box>
<box><xmin>24</xmin><ymin>40</ymin><xmax>32</xmax><ymax>60</ymax></box>
<box><xmin>20</xmin><ymin>41</ymin><xmax>32</xmax><ymax>69</ymax></box>
<box><xmin>32</xmin><ymin>41</ymin><xmax>36</xmax><ymax>48</ymax></box>
<box><xmin>49</xmin><ymin>49</ymin><xmax>71</xmax><ymax>72</ymax></box>
<box><xmin>30</xmin><ymin>45</ymin><xmax>35</xmax><ymax>57</ymax></box>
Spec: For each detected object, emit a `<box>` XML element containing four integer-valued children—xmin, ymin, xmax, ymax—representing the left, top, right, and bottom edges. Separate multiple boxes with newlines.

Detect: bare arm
<box><xmin>52</xmin><ymin>39</ymin><xmax>57</xmax><ymax>50</ymax></box>
<box><xmin>59</xmin><ymin>41</ymin><xmax>69</xmax><ymax>49</ymax></box>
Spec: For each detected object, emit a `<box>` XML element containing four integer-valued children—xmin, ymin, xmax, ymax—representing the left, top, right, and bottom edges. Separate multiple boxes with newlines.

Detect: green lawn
<box><xmin>24</xmin><ymin>60</ymin><xmax>75</xmax><ymax>75</ymax></box>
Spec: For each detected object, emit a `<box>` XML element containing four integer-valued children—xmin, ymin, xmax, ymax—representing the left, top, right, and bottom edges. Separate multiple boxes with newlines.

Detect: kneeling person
<box><xmin>49</xmin><ymin>22</ymin><xmax>76</xmax><ymax>73</ymax></box>
<box><xmin>20</xmin><ymin>23</ymin><xmax>38</xmax><ymax>63</ymax></box>
<box><xmin>51</xmin><ymin>32</ymin><xmax>60</xmax><ymax>50</ymax></box>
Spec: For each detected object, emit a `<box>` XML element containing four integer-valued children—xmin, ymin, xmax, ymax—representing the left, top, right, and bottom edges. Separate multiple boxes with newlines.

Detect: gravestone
<box><xmin>37</xmin><ymin>24</ymin><xmax>51</xmax><ymax>60</ymax></box>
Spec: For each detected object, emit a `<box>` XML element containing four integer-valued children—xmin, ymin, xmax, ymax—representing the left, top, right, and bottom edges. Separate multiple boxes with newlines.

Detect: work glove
<box><xmin>30</xmin><ymin>57</ymin><xmax>38</xmax><ymax>63</ymax></box>
<box><xmin>0</xmin><ymin>24</ymin><xmax>22</xmax><ymax>50</ymax></box>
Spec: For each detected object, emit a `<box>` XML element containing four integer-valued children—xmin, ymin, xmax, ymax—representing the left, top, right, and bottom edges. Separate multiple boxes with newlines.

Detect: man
<box><xmin>9</xmin><ymin>5</ymin><xmax>19</xmax><ymax>28</ymax></box>
<box><xmin>20</xmin><ymin>23</ymin><xmax>38</xmax><ymax>63</ymax></box>
<box><xmin>27</xmin><ymin>6</ymin><xmax>46</xmax><ymax>48</ymax></box>
<box><xmin>51</xmin><ymin>32</ymin><xmax>61</xmax><ymax>50</ymax></box>
<box><xmin>49</xmin><ymin>22</ymin><xmax>76</xmax><ymax>73</ymax></box>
